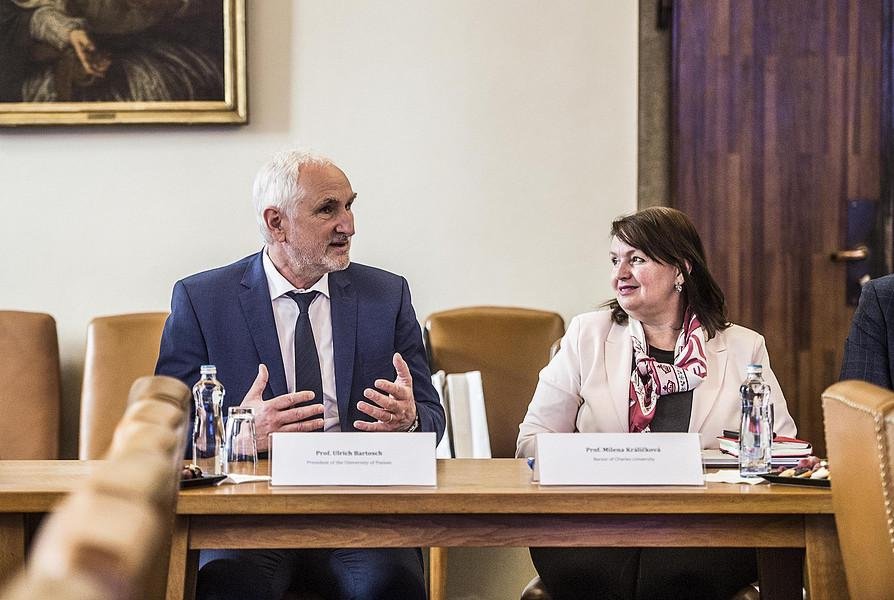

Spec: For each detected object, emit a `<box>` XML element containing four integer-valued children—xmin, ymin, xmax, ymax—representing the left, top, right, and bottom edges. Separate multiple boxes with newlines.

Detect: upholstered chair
<box><xmin>0</xmin><ymin>376</ymin><xmax>190</xmax><ymax>600</ymax></box>
<box><xmin>0</xmin><ymin>311</ymin><xmax>61</xmax><ymax>459</ymax></box>
<box><xmin>79</xmin><ymin>312</ymin><xmax>168</xmax><ymax>459</ymax></box>
<box><xmin>425</xmin><ymin>306</ymin><xmax>564</xmax><ymax>459</ymax></box>
<box><xmin>822</xmin><ymin>379</ymin><xmax>894</xmax><ymax>599</ymax></box>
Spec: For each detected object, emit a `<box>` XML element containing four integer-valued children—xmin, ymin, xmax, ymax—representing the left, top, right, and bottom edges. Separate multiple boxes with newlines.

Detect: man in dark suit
<box><xmin>841</xmin><ymin>274</ymin><xmax>894</xmax><ymax>389</ymax></box>
<box><xmin>156</xmin><ymin>149</ymin><xmax>443</xmax><ymax>600</ymax></box>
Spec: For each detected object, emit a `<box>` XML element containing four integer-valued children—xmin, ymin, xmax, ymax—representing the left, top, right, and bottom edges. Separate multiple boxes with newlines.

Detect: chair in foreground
<box><xmin>0</xmin><ymin>375</ymin><xmax>190</xmax><ymax>600</ymax></box>
<box><xmin>0</xmin><ymin>310</ymin><xmax>61</xmax><ymax>459</ymax></box>
<box><xmin>822</xmin><ymin>380</ymin><xmax>894</xmax><ymax>599</ymax></box>
<box><xmin>424</xmin><ymin>306</ymin><xmax>564</xmax><ymax>600</ymax></box>
<box><xmin>79</xmin><ymin>312</ymin><xmax>169</xmax><ymax>459</ymax></box>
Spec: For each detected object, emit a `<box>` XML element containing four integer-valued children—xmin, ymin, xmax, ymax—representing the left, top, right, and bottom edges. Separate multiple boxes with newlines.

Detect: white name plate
<box><xmin>270</xmin><ymin>432</ymin><xmax>437</xmax><ymax>486</ymax></box>
<box><xmin>535</xmin><ymin>433</ymin><xmax>704</xmax><ymax>486</ymax></box>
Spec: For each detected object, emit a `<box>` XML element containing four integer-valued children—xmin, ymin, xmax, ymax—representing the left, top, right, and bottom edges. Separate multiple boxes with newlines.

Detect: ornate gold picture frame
<box><xmin>0</xmin><ymin>0</ymin><xmax>246</xmax><ymax>126</ymax></box>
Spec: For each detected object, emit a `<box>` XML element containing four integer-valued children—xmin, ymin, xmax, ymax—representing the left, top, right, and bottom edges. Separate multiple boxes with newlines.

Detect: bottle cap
<box><xmin>746</xmin><ymin>364</ymin><xmax>763</xmax><ymax>373</ymax></box>
<box><xmin>200</xmin><ymin>365</ymin><xmax>217</xmax><ymax>375</ymax></box>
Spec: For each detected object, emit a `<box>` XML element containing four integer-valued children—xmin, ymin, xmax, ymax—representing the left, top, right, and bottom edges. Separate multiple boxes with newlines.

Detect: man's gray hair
<box><xmin>252</xmin><ymin>149</ymin><xmax>335</xmax><ymax>243</ymax></box>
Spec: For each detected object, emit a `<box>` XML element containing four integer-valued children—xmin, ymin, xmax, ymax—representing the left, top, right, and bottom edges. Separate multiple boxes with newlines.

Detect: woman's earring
<box><xmin>674</xmin><ymin>282</ymin><xmax>683</xmax><ymax>293</ymax></box>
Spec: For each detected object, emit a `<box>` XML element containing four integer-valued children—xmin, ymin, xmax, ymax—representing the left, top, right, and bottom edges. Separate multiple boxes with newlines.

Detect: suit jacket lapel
<box><xmin>329</xmin><ymin>270</ymin><xmax>357</xmax><ymax>429</ymax></box>
<box><xmin>690</xmin><ymin>331</ymin><xmax>727</xmax><ymax>432</ymax></box>
<box><xmin>605</xmin><ymin>321</ymin><xmax>633</xmax><ymax>432</ymax></box>
<box><xmin>238</xmin><ymin>253</ymin><xmax>288</xmax><ymax>399</ymax></box>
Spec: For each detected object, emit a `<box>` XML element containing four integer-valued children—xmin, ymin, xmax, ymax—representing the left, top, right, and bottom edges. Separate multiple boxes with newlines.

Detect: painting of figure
<box><xmin>0</xmin><ymin>0</ymin><xmax>246</xmax><ymax>125</ymax></box>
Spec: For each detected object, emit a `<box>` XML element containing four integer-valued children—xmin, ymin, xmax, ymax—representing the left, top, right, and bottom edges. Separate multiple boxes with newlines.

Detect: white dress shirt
<box><xmin>262</xmin><ymin>250</ymin><xmax>340</xmax><ymax>431</ymax></box>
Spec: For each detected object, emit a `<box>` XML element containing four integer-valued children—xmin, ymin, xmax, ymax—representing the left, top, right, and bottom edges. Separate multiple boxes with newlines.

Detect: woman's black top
<box><xmin>642</xmin><ymin>346</ymin><xmax>693</xmax><ymax>432</ymax></box>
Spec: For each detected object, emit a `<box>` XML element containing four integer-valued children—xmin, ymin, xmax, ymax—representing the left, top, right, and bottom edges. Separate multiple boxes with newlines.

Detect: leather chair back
<box><xmin>822</xmin><ymin>380</ymin><xmax>894</xmax><ymax>598</ymax></box>
<box><xmin>0</xmin><ymin>375</ymin><xmax>190</xmax><ymax>600</ymax></box>
<box><xmin>79</xmin><ymin>312</ymin><xmax>168</xmax><ymax>459</ymax></box>
<box><xmin>0</xmin><ymin>311</ymin><xmax>60</xmax><ymax>459</ymax></box>
<box><xmin>425</xmin><ymin>306</ymin><xmax>564</xmax><ymax>459</ymax></box>
<box><xmin>424</xmin><ymin>307</ymin><xmax>563</xmax><ymax>600</ymax></box>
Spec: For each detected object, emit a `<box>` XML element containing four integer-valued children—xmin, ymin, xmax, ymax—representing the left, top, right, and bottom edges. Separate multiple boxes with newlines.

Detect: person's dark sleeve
<box><xmin>156</xmin><ymin>281</ymin><xmax>208</xmax><ymax>455</ymax></box>
<box><xmin>840</xmin><ymin>280</ymin><xmax>893</xmax><ymax>389</ymax></box>
<box><xmin>394</xmin><ymin>277</ymin><xmax>446</xmax><ymax>442</ymax></box>
<box><xmin>156</xmin><ymin>280</ymin><xmax>208</xmax><ymax>388</ymax></box>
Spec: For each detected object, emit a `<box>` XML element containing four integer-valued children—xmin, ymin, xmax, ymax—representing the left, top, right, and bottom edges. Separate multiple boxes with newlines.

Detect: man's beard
<box><xmin>286</xmin><ymin>240</ymin><xmax>351</xmax><ymax>281</ymax></box>
<box><xmin>322</xmin><ymin>236</ymin><xmax>351</xmax><ymax>272</ymax></box>
<box><xmin>322</xmin><ymin>252</ymin><xmax>350</xmax><ymax>272</ymax></box>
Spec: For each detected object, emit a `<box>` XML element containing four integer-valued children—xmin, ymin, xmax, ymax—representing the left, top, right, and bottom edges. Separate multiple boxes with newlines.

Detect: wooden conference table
<box><xmin>0</xmin><ymin>459</ymin><xmax>845</xmax><ymax>600</ymax></box>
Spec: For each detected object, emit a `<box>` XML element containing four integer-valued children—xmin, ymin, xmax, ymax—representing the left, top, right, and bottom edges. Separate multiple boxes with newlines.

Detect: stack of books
<box><xmin>716</xmin><ymin>430</ymin><xmax>812</xmax><ymax>465</ymax></box>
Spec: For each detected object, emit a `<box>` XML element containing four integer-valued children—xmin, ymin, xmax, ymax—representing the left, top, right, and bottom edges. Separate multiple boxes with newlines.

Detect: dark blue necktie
<box><xmin>286</xmin><ymin>291</ymin><xmax>323</xmax><ymax>418</ymax></box>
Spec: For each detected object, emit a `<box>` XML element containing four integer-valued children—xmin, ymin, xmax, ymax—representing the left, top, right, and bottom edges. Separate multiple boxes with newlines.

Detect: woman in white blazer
<box><xmin>517</xmin><ymin>207</ymin><xmax>797</xmax><ymax>600</ymax></box>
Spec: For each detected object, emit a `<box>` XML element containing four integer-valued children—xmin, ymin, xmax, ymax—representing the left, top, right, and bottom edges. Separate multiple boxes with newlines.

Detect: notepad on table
<box><xmin>716</xmin><ymin>433</ymin><xmax>812</xmax><ymax>458</ymax></box>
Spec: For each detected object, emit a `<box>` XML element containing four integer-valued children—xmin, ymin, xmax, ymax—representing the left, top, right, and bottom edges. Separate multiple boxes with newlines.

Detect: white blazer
<box><xmin>516</xmin><ymin>310</ymin><xmax>797</xmax><ymax>458</ymax></box>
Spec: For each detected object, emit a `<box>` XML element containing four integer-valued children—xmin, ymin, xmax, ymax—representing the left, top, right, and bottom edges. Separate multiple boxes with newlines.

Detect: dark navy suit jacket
<box><xmin>840</xmin><ymin>274</ymin><xmax>894</xmax><ymax>389</ymax></box>
<box><xmin>156</xmin><ymin>252</ymin><xmax>445</xmax><ymax>438</ymax></box>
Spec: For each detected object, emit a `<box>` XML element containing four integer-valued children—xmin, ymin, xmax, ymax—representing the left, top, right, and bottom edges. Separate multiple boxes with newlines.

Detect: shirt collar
<box><xmin>262</xmin><ymin>248</ymin><xmax>330</xmax><ymax>300</ymax></box>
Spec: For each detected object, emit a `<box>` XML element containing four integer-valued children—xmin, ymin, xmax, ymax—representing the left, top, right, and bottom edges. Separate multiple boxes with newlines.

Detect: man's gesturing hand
<box><xmin>355</xmin><ymin>353</ymin><xmax>418</xmax><ymax>432</ymax></box>
<box><xmin>240</xmin><ymin>364</ymin><xmax>324</xmax><ymax>451</ymax></box>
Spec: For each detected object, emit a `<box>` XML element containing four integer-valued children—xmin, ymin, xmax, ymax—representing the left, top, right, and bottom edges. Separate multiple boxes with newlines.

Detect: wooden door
<box><xmin>671</xmin><ymin>0</ymin><xmax>882</xmax><ymax>455</ymax></box>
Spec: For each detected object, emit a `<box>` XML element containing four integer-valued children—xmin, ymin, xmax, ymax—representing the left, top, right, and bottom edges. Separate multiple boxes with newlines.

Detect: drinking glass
<box><xmin>224</xmin><ymin>407</ymin><xmax>258</xmax><ymax>475</ymax></box>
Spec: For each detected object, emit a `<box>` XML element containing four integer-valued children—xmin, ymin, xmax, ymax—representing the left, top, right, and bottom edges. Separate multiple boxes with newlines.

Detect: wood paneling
<box><xmin>672</xmin><ymin>0</ymin><xmax>882</xmax><ymax>455</ymax></box>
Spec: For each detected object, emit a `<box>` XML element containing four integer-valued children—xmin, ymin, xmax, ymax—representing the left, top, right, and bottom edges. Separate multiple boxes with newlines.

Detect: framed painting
<box><xmin>0</xmin><ymin>0</ymin><xmax>246</xmax><ymax>126</ymax></box>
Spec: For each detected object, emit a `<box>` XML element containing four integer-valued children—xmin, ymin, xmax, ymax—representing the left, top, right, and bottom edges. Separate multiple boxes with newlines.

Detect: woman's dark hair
<box><xmin>606</xmin><ymin>206</ymin><xmax>729</xmax><ymax>339</ymax></box>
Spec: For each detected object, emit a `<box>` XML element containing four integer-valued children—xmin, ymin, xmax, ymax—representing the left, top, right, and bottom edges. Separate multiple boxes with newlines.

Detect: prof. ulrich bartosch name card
<box><xmin>270</xmin><ymin>432</ymin><xmax>437</xmax><ymax>486</ymax></box>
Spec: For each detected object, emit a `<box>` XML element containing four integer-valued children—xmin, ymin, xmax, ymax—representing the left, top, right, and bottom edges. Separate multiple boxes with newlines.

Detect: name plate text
<box><xmin>270</xmin><ymin>432</ymin><xmax>436</xmax><ymax>486</ymax></box>
<box><xmin>535</xmin><ymin>433</ymin><xmax>704</xmax><ymax>486</ymax></box>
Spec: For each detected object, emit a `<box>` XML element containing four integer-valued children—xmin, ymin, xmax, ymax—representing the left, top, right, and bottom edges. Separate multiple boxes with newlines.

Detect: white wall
<box><xmin>1</xmin><ymin>1</ymin><xmax>636</xmax><ymax>597</ymax></box>
<box><xmin>1</xmin><ymin>0</ymin><xmax>637</xmax><ymax>457</ymax></box>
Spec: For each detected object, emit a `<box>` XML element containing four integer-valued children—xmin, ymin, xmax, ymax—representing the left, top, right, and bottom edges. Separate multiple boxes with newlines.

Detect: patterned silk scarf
<box><xmin>628</xmin><ymin>310</ymin><xmax>708</xmax><ymax>433</ymax></box>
